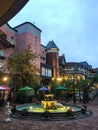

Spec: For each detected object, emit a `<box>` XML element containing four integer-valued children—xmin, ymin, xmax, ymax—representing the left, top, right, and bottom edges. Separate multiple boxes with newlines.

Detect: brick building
<box><xmin>0</xmin><ymin>22</ymin><xmax>97</xmax><ymax>86</ymax></box>
<box><xmin>0</xmin><ymin>22</ymin><xmax>41</xmax><ymax>73</ymax></box>
<box><xmin>0</xmin><ymin>22</ymin><xmax>60</xmax><ymax>85</ymax></box>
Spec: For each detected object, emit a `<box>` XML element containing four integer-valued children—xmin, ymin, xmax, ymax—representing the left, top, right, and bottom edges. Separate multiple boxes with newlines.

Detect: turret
<box><xmin>46</xmin><ymin>40</ymin><xmax>59</xmax><ymax>78</ymax></box>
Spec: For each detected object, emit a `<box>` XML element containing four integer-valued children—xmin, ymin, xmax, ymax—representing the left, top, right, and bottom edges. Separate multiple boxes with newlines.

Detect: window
<box><xmin>48</xmin><ymin>69</ymin><xmax>52</xmax><ymax>77</ymax></box>
<box><xmin>0</xmin><ymin>50</ymin><xmax>4</xmax><ymax>56</ymax></box>
<box><xmin>41</xmin><ymin>67</ymin><xmax>45</xmax><ymax>76</ymax></box>
<box><xmin>11</xmin><ymin>37</ymin><xmax>14</xmax><ymax>44</ymax></box>
<box><xmin>67</xmin><ymin>66</ymin><xmax>71</xmax><ymax>69</ymax></box>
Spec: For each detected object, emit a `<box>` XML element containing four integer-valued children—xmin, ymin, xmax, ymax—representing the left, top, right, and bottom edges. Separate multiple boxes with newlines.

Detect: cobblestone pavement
<box><xmin>0</xmin><ymin>98</ymin><xmax>98</xmax><ymax>130</ymax></box>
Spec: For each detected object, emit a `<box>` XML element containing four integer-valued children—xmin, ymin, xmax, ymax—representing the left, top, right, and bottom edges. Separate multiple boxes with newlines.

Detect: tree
<box><xmin>49</xmin><ymin>79</ymin><xmax>60</xmax><ymax>90</ymax></box>
<box><xmin>92</xmin><ymin>74</ymin><xmax>98</xmax><ymax>84</ymax></box>
<box><xmin>7</xmin><ymin>47</ymin><xmax>41</xmax><ymax>89</ymax></box>
<box><xmin>80</xmin><ymin>79</ymin><xmax>91</xmax><ymax>104</ymax></box>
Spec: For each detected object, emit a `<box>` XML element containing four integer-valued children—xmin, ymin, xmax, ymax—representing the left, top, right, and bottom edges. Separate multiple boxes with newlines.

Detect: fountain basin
<box><xmin>12</xmin><ymin>94</ymin><xmax>91</xmax><ymax>121</ymax></box>
<box><xmin>16</xmin><ymin>103</ymin><xmax>81</xmax><ymax>113</ymax></box>
<box><xmin>11</xmin><ymin>103</ymin><xmax>92</xmax><ymax>121</ymax></box>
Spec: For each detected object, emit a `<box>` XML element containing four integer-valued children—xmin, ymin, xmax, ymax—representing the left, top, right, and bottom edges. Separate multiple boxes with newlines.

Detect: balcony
<box><xmin>0</xmin><ymin>35</ymin><xmax>15</xmax><ymax>48</ymax></box>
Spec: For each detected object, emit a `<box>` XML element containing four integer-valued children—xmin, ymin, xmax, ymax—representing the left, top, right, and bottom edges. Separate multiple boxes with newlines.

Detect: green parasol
<box><xmin>19</xmin><ymin>86</ymin><xmax>32</xmax><ymax>91</ymax></box>
<box><xmin>56</xmin><ymin>86</ymin><xmax>68</xmax><ymax>90</ymax></box>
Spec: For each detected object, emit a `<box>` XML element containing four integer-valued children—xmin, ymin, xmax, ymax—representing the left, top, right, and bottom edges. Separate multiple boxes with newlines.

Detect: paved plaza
<box><xmin>0</xmin><ymin>98</ymin><xmax>98</xmax><ymax>130</ymax></box>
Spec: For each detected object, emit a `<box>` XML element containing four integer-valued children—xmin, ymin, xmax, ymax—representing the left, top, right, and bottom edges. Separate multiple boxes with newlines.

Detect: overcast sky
<box><xmin>8</xmin><ymin>0</ymin><xmax>98</xmax><ymax>68</ymax></box>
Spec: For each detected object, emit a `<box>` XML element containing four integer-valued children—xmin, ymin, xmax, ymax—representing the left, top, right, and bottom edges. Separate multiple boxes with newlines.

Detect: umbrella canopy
<box><xmin>2</xmin><ymin>85</ymin><xmax>10</xmax><ymax>90</ymax></box>
<box><xmin>56</xmin><ymin>86</ymin><xmax>68</xmax><ymax>90</ymax></box>
<box><xmin>0</xmin><ymin>86</ymin><xmax>5</xmax><ymax>90</ymax></box>
<box><xmin>39</xmin><ymin>86</ymin><xmax>48</xmax><ymax>91</ymax></box>
<box><xmin>19</xmin><ymin>86</ymin><xmax>32</xmax><ymax>91</ymax></box>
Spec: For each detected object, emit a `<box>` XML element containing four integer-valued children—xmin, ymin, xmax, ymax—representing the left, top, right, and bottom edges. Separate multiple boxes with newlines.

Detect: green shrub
<box><xmin>43</xmin><ymin>111</ymin><xmax>50</xmax><ymax>119</ymax></box>
<box><xmin>67</xmin><ymin>108</ymin><xmax>74</xmax><ymax>117</ymax></box>
<box><xmin>21</xmin><ymin>109</ymin><xmax>28</xmax><ymax>116</ymax></box>
<box><xmin>81</xmin><ymin>106</ymin><xmax>87</xmax><ymax>115</ymax></box>
<box><xmin>14</xmin><ymin>91</ymin><xmax>33</xmax><ymax>103</ymax></box>
<box><xmin>11</xmin><ymin>105</ymin><xmax>16</xmax><ymax>114</ymax></box>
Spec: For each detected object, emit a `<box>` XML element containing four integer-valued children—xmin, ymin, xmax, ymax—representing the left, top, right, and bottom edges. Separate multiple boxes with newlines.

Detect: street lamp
<box><xmin>3</xmin><ymin>76</ymin><xmax>8</xmax><ymax>85</ymax></box>
<box><xmin>3</xmin><ymin>77</ymin><xmax>8</xmax><ymax>82</ymax></box>
<box><xmin>77</xmin><ymin>76</ymin><xmax>81</xmax><ymax>99</ymax></box>
<box><xmin>72</xmin><ymin>76</ymin><xmax>76</xmax><ymax>104</ymax></box>
<box><xmin>2</xmin><ymin>76</ymin><xmax>8</xmax><ymax>103</ymax></box>
<box><xmin>57</xmin><ymin>77</ymin><xmax>62</xmax><ymax>82</ymax></box>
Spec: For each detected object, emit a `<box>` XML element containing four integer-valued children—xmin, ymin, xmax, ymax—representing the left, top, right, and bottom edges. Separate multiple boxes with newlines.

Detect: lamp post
<box><xmin>3</xmin><ymin>76</ymin><xmax>8</xmax><ymax>85</ymax></box>
<box><xmin>77</xmin><ymin>76</ymin><xmax>81</xmax><ymax>100</ymax></box>
<box><xmin>72</xmin><ymin>76</ymin><xmax>76</xmax><ymax>104</ymax></box>
<box><xmin>2</xmin><ymin>76</ymin><xmax>8</xmax><ymax>101</ymax></box>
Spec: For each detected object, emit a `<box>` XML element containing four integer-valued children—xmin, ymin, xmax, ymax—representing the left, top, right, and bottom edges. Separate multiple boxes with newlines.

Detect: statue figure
<box><xmin>4</xmin><ymin>102</ymin><xmax>12</xmax><ymax>122</ymax></box>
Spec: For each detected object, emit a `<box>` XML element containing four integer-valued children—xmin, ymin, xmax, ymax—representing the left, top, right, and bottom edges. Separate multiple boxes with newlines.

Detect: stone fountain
<box><xmin>41</xmin><ymin>94</ymin><xmax>57</xmax><ymax>110</ymax></box>
<box><xmin>41</xmin><ymin>94</ymin><xmax>65</xmax><ymax>110</ymax></box>
<box><xmin>13</xmin><ymin>93</ymin><xmax>89</xmax><ymax>121</ymax></box>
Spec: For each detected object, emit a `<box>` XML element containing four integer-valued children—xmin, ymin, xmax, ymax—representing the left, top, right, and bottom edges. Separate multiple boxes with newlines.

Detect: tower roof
<box><xmin>46</xmin><ymin>40</ymin><xmax>59</xmax><ymax>51</ymax></box>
